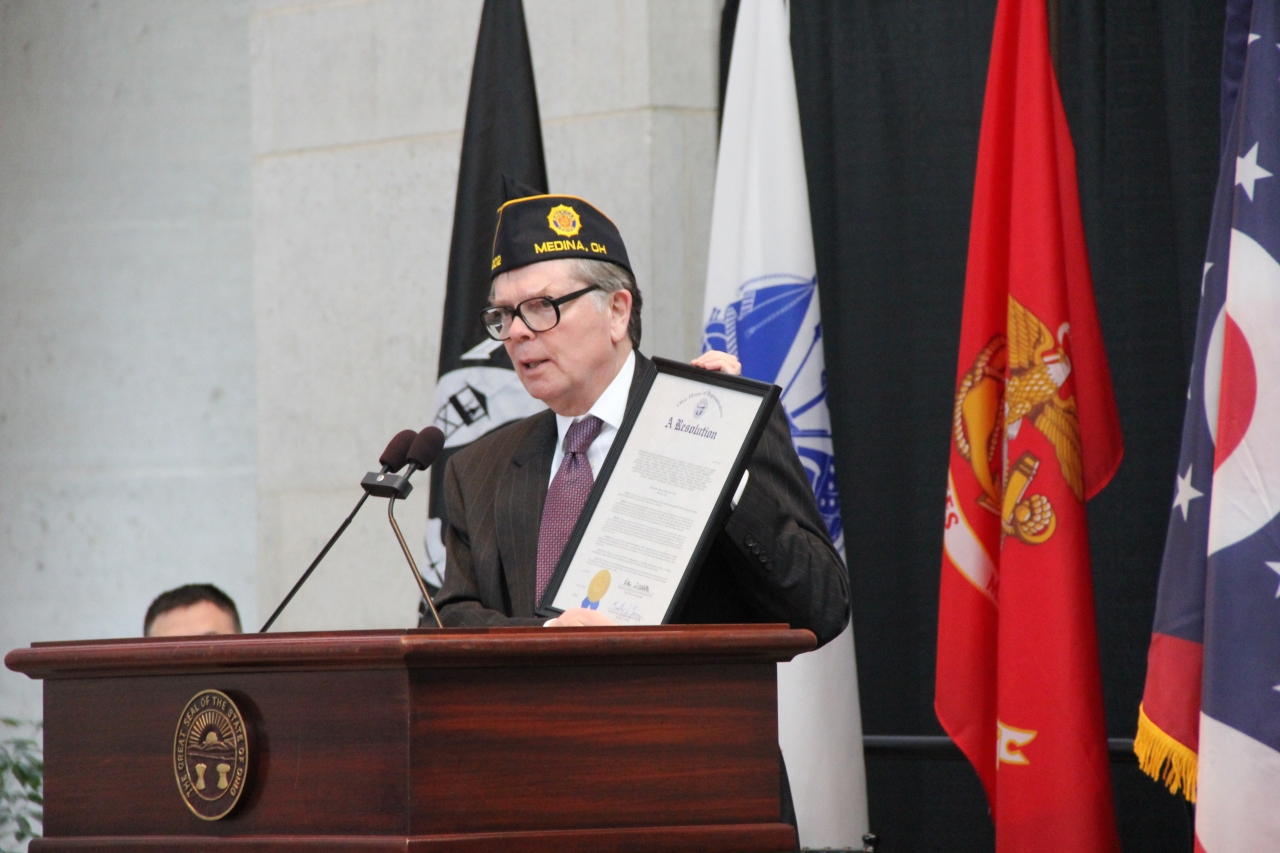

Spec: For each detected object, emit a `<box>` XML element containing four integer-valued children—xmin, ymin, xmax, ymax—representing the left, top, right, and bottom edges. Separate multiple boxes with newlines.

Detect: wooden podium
<box><xmin>5</xmin><ymin>624</ymin><xmax>813</xmax><ymax>853</ymax></box>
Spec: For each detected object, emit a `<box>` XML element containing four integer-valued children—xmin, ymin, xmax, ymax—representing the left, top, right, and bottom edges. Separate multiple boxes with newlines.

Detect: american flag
<box><xmin>1135</xmin><ymin>1</ymin><xmax>1280</xmax><ymax>848</ymax></box>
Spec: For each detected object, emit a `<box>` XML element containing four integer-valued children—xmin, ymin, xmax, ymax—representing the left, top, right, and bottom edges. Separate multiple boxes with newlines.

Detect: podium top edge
<box><xmin>5</xmin><ymin>624</ymin><xmax>816</xmax><ymax>680</ymax></box>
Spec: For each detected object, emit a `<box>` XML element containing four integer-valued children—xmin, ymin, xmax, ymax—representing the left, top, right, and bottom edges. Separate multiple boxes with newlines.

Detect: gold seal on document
<box><xmin>173</xmin><ymin>689</ymin><xmax>250</xmax><ymax>820</ymax></box>
<box><xmin>583</xmin><ymin>569</ymin><xmax>612</xmax><ymax>610</ymax></box>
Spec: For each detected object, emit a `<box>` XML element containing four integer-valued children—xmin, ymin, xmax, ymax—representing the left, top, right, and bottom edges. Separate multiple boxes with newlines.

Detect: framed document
<box><xmin>536</xmin><ymin>357</ymin><xmax>780</xmax><ymax>624</ymax></box>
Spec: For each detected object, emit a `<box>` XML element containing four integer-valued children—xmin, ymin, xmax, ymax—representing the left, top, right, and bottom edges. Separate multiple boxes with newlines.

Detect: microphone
<box><xmin>379</xmin><ymin>429</ymin><xmax>418</xmax><ymax>471</ymax></box>
<box><xmin>386</xmin><ymin>427</ymin><xmax>447</xmax><ymax>628</ymax></box>
<box><xmin>359</xmin><ymin>427</ymin><xmax>440</xmax><ymax>499</ymax></box>
<box><xmin>406</xmin><ymin>426</ymin><xmax>446</xmax><ymax>474</ymax></box>
<box><xmin>259</xmin><ymin>429</ymin><xmax>418</xmax><ymax>632</ymax></box>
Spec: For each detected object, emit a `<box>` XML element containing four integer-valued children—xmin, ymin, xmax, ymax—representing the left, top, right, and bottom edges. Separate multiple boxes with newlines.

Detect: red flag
<box><xmin>936</xmin><ymin>0</ymin><xmax>1124</xmax><ymax>850</ymax></box>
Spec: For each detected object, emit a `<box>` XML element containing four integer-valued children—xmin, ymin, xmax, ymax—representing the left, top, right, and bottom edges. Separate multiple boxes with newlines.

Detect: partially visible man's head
<box><xmin>144</xmin><ymin>584</ymin><xmax>242</xmax><ymax>637</ymax></box>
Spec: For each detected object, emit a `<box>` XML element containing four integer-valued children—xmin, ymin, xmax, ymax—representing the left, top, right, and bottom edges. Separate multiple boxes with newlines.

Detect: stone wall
<box><xmin>0</xmin><ymin>0</ymin><xmax>256</xmax><ymax>720</ymax></box>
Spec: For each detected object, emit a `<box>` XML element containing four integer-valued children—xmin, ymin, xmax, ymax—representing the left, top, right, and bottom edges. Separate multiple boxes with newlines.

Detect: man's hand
<box><xmin>691</xmin><ymin>350</ymin><xmax>742</xmax><ymax>376</ymax></box>
<box><xmin>545</xmin><ymin>608</ymin><xmax>617</xmax><ymax>627</ymax></box>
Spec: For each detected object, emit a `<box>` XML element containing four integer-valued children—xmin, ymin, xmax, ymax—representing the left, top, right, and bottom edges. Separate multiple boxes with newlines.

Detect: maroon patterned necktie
<box><xmin>535</xmin><ymin>415</ymin><xmax>604</xmax><ymax>601</ymax></box>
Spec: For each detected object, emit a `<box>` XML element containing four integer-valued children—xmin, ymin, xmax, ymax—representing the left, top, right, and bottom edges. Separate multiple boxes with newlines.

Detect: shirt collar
<box><xmin>555</xmin><ymin>349</ymin><xmax>635</xmax><ymax>443</ymax></box>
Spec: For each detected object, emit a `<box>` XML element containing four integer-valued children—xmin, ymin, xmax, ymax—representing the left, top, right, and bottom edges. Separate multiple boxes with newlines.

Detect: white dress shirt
<box><xmin>548</xmin><ymin>349</ymin><xmax>635</xmax><ymax>485</ymax></box>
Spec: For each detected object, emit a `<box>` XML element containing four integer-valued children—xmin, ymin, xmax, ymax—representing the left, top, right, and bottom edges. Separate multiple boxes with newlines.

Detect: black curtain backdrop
<box><xmin>725</xmin><ymin>1</ymin><xmax>1231</xmax><ymax>850</ymax></box>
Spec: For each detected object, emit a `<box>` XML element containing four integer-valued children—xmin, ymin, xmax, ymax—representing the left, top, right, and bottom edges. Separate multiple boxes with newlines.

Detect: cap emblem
<box><xmin>547</xmin><ymin>204</ymin><xmax>582</xmax><ymax>237</ymax></box>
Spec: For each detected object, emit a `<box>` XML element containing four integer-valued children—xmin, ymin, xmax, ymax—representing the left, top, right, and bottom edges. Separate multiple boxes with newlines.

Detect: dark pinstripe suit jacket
<box><xmin>433</xmin><ymin>352</ymin><xmax>851</xmax><ymax>646</ymax></box>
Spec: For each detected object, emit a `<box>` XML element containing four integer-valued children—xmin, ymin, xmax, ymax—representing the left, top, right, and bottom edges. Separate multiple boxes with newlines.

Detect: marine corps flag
<box><xmin>423</xmin><ymin>0</ymin><xmax>547</xmax><ymax>591</ymax></box>
<box><xmin>936</xmin><ymin>0</ymin><xmax>1124</xmax><ymax>850</ymax></box>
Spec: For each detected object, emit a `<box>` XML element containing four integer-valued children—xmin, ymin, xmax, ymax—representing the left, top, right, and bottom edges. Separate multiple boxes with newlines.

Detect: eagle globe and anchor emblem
<box><xmin>173</xmin><ymin>689</ymin><xmax>250</xmax><ymax>820</ymax></box>
<box><xmin>952</xmin><ymin>295</ymin><xmax>1083</xmax><ymax>546</ymax></box>
<box><xmin>703</xmin><ymin>273</ymin><xmax>844</xmax><ymax>552</ymax></box>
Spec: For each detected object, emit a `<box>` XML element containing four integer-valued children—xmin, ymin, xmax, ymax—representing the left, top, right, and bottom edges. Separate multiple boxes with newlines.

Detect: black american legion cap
<box><xmin>490</xmin><ymin>194</ymin><xmax>631</xmax><ymax>279</ymax></box>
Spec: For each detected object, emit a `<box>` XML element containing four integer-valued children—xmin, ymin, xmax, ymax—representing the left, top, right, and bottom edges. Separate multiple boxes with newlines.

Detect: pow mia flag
<box><xmin>423</xmin><ymin>0</ymin><xmax>548</xmax><ymax>607</ymax></box>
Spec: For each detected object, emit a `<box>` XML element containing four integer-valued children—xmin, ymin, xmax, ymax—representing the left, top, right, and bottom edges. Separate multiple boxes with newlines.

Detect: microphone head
<box><xmin>405</xmin><ymin>426</ymin><xmax>446</xmax><ymax>471</ymax></box>
<box><xmin>379</xmin><ymin>429</ymin><xmax>417</xmax><ymax>470</ymax></box>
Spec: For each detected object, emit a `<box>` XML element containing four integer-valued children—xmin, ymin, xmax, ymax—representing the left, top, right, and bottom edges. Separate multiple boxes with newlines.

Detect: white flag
<box><xmin>702</xmin><ymin>0</ymin><xmax>868</xmax><ymax>846</ymax></box>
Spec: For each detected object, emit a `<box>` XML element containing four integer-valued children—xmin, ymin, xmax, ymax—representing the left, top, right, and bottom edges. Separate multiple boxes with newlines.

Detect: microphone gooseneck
<box><xmin>259</xmin><ymin>429</ymin><xmax>417</xmax><ymax>633</ymax></box>
<box><xmin>387</xmin><ymin>427</ymin><xmax>447</xmax><ymax>628</ymax></box>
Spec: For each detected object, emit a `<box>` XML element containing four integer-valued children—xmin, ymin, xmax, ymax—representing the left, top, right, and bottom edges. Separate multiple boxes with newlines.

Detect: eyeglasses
<box><xmin>480</xmin><ymin>285</ymin><xmax>601</xmax><ymax>341</ymax></box>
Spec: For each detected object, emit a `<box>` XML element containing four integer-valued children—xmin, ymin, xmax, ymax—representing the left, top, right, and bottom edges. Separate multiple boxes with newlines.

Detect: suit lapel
<box><xmin>495</xmin><ymin>410</ymin><xmax>557</xmax><ymax>616</ymax></box>
<box><xmin>628</xmin><ymin>351</ymin><xmax>651</xmax><ymax>408</ymax></box>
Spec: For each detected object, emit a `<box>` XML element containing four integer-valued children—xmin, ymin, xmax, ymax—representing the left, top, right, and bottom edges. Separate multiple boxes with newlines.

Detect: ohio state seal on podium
<box><xmin>173</xmin><ymin>689</ymin><xmax>250</xmax><ymax>820</ymax></box>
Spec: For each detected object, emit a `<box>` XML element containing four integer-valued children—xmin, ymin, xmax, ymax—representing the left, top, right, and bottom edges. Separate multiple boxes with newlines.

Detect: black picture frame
<box><xmin>536</xmin><ymin>356</ymin><xmax>780</xmax><ymax>623</ymax></box>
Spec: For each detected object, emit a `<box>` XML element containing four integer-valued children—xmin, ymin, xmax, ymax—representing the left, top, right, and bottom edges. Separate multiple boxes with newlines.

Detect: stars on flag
<box><xmin>1268</xmin><ymin>561</ymin><xmax>1280</xmax><ymax>598</ymax></box>
<box><xmin>1236</xmin><ymin>142</ymin><xmax>1273</xmax><ymax>201</ymax></box>
<box><xmin>1172</xmin><ymin>465</ymin><xmax>1204</xmax><ymax>521</ymax></box>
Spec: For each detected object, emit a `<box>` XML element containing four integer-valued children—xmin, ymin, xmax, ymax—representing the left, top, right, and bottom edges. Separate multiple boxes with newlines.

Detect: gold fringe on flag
<box><xmin>1134</xmin><ymin>703</ymin><xmax>1198</xmax><ymax>802</ymax></box>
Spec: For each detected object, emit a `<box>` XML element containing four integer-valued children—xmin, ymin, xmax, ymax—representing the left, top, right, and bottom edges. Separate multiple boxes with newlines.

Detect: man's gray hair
<box><xmin>568</xmin><ymin>258</ymin><xmax>643</xmax><ymax>350</ymax></box>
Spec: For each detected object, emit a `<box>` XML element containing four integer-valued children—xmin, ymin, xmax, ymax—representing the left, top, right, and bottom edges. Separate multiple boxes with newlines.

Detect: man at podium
<box><xmin>434</xmin><ymin>192</ymin><xmax>849</xmax><ymax>645</ymax></box>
